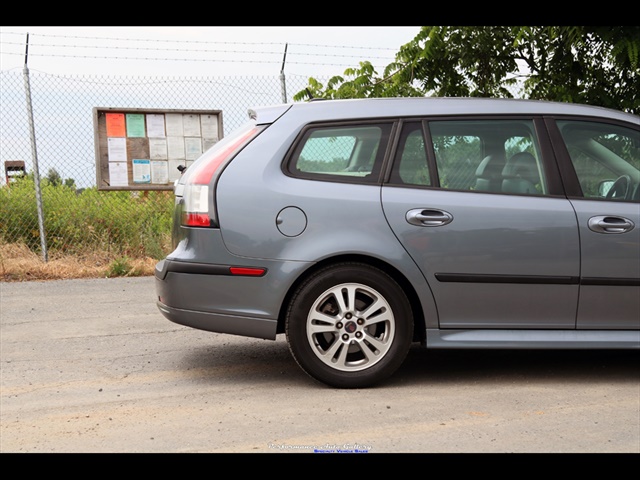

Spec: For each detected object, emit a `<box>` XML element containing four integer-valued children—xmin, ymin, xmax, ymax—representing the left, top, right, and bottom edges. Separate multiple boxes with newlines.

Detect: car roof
<box><xmin>251</xmin><ymin>97</ymin><xmax>640</xmax><ymax>125</ymax></box>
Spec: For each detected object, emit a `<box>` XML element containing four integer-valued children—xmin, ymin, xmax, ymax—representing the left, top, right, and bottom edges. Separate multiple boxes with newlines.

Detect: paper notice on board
<box><xmin>126</xmin><ymin>113</ymin><xmax>146</xmax><ymax>137</ymax></box>
<box><xmin>106</xmin><ymin>113</ymin><xmax>126</xmax><ymax>137</ymax></box>
<box><xmin>165</xmin><ymin>113</ymin><xmax>184</xmax><ymax>136</ymax></box>
<box><xmin>167</xmin><ymin>136</ymin><xmax>185</xmax><ymax>160</ymax></box>
<box><xmin>149</xmin><ymin>137</ymin><xmax>168</xmax><ymax>160</ymax></box>
<box><xmin>109</xmin><ymin>161</ymin><xmax>128</xmax><ymax>186</ymax></box>
<box><xmin>183</xmin><ymin>114</ymin><xmax>201</xmax><ymax>137</ymax></box>
<box><xmin>200</xmin><ymin>114</ymin><xmax>218</xmax><ymax>139</ymax></box>
<box><xmin>107</xmin><ymin>137</ymin><xmax>127</xmax><ymax>162</ymax></box>
<box><xmin>202</xmin><ymin>137</ymin><xmax>218</xmax><ymax>151</ymax></box>
<box><xmin>151</xmin><ymin>160</ymin><xmax>169</xmax><ymax>184</ymax></box>
<box><xmin>146</xmin><ymin>114</ymin><xmax>166</xmax><ymax>138</ymax></box>
<box><xmin>185</xmin><ymin>137</ymin><xmax>202</xmax><ymax>160</ymax></box>
<box><xmin>132</xmin><ymin>159</ymin><xmax>151</xmax><ymax>183</ymax></box>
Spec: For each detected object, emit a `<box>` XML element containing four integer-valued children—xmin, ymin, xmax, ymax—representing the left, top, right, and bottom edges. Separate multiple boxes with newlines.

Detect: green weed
<box><xmin>0</xmin><ymin>176</ymin><xmax>174</xmax><ymax>261</ymax></box>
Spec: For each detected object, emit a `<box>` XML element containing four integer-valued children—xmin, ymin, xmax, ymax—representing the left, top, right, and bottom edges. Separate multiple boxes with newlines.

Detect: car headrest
<box><xmin>502</xmin><ymin>152</ymin><xmax>539</xmax><ymax>182</ymax></box>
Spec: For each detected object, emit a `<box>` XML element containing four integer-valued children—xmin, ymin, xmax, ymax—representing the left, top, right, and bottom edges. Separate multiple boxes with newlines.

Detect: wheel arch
<box><xmin>276</xmin><ymin>253</ymin><xmax>426</xmax><ymax>344</ymax></box>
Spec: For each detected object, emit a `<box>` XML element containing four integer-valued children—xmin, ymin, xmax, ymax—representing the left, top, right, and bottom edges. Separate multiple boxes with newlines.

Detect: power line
<box><xmin>0</xmin><ymin>29</ymin><xmax>405</xmax><ymax>74</ymax></box>
<box><xmin>0</xmin><ymin>50</ymin><xmax>388</xmax><ymax>68</ymax></box>
<box><xmin>0</xmin><ymin>39</ymin><xmax>396</xmax><ymax>62</ymax></box>
<box><xmin>0</xmin><ymin>30</ymin><xmax>401</xmax><ymax>56</ymax></box>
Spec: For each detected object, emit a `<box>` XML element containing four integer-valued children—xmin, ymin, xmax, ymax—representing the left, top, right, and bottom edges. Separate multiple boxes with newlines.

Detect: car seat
<box><xmin>474</xmin><ymin>155</ymin><xmax>504</xmax><ymax>192</ymax></box>
<box><xmin>501</xmin><ymin>152</ymin><xmax>541</xmax><ymax>194</ymax></box>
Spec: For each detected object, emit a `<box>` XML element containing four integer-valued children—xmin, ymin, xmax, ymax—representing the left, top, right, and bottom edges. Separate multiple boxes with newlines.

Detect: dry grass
<box><xmin>0</xmin><ymin>242</ymin><xmax>157</xmax><ymax>282</ymax></box>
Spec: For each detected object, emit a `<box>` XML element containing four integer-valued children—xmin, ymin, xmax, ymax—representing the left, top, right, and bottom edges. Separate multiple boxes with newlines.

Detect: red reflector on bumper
<box><xmin>229</xmin><ymin>267</ymin><xmax>266</xmax><ymax>276</ymax></box>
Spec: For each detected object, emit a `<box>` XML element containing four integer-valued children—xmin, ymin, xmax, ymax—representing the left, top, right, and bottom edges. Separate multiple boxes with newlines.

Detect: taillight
<box><xmin>181</xmin><ymin>126</ymin><xmax>261</xmax><ymax>227</ymax></box>
<box><xmin>182</xmin><ymin>184</ymin><xmax>210</xmax><ymax>226</ymax></box>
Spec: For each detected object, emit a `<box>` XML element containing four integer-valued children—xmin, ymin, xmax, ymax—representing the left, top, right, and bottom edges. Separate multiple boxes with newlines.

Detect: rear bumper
<box><xmin>155</xmin><ymin>258</ymin><xmax>279</xmax><ymax>340</ymax></box>
<box><xmin>154</xmin><ymin>257</ymin><xmax>312</xmax><ymax>340</ymax></box>
<box><xmin>156</xmin><ymin>300</ymin><xmax>278</xmax><ymax>340</ymax></box>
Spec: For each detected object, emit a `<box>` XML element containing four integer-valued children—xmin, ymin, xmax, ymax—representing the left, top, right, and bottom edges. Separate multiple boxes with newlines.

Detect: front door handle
<box><xmin>588</xmin><ymin>215</ymin><xmax>635</xmax><ymax>234</ymax></box>
<box><xmin>406</xmin><ymin>208</ymin><xmax>454</xmax><ymax>227</ymax></box>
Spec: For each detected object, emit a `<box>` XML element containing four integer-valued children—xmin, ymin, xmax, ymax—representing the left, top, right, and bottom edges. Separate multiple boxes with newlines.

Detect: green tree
<box><xmin>514</xmin><ymin>26</ymin><xmax>640</xmax><ymax>112</ymax></box>
<box><xmin>295</xmin><ymin>26</ymin><xmax>640</xmax><ymax>114</ymax></box>
<box><xmin>45</xmin><ymin>167</ymin><xmax>62</xmax><ymax>186</ymax></box>
<box><xmin>44</xmin><ymin>167</ymin><xmax>76</xmax><ymax>189</ymax></box>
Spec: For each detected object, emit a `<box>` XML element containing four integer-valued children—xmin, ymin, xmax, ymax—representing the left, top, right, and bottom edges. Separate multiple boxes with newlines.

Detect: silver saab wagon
<box><xmin>155</xmin><ymin>97</ymin><xmax>640</xmax><ymax>388</ymax></box>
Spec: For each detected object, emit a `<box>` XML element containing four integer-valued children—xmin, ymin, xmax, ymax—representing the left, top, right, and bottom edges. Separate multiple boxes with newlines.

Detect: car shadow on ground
<box><xmin>391</xmin><ymin>345</ymin><xmax>640</xmax><ymax>386</ymax></box>
<box><xmin>174</xmin><ymin>335</ymin><xmax>640</xmax><ymax>389</ymax></box>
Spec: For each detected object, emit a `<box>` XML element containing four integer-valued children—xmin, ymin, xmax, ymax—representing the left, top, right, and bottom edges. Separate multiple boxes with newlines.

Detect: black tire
<box><xmin>285</xmin><ymin>262</ymin><xmax>413</xmax><ymax>388</ymax></box>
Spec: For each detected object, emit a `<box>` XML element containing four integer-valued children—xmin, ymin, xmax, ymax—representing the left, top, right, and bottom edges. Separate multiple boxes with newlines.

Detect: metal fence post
<box><xmin>280</xmin><ymin>43</ymin><xmax>288</xmax><ymax>103</ymax></box>
<box><xmin>22</xmin><ymin>33</ymin><xmax>48</xmax><ymax>262</ymax></box>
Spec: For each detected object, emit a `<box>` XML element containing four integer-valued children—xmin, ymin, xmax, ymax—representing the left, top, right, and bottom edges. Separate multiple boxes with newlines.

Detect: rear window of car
<box><xmin>285</xmin><ymin>122</ymin><xmax>393</xmax><ymax>183</ymax></box>
<box><xmin>389</xmin><ymin>118</ymin><xmax>549</xmax><ymax>195</ymax></box>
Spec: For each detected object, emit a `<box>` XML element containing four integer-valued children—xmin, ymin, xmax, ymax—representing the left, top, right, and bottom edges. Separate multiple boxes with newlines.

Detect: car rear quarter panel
<box><xmin>215</xmin><ymin>112</ymin><xmax>439</xmax><ymax>327</ymax></box>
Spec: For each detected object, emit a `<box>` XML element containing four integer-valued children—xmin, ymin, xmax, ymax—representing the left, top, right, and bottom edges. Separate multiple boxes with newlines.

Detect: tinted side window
<box><xmin>428</xmin><ymin>120</ymin><xmax>548</xmax><ymax>195</ymax></box>
<box><xmin>557</xmin><ymin>120</ymin><xmax>640</xmax><ymax>201</ymax></box>
<box><xmin>287</xmin><ymin>123</ymin><xmax>392</xmax><ymax>183</ymax></box>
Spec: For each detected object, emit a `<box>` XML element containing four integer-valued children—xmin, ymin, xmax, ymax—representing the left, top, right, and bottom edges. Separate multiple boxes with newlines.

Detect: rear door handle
<box><xmin>588</xmin><ymin>215</ymin><xmax>635</xmax><ymax>234</ymax></box>
<box><xmin>406</xmin><ymin>208</ymin><xmax>453</xmax><ymax>227</ymax></box>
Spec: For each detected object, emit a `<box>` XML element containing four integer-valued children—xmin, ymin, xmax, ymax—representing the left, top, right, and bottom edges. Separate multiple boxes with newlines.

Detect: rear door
<box><xmin>382</xmin><ymin>118</ymin><xmax>580</xmax><ymax>329</ymax></box>
<box><xmin>548</xmin><ymin>118</ymin><xmax>640</xmax><ymax>330</ymax></box>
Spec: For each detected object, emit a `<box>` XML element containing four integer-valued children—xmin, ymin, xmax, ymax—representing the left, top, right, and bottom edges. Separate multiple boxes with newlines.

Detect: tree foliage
<box><xmin>45</xmin><ymin>168</ymin><xmax>62</xmax><ymax>186</ymax></box>
<box><xmin>45</xmin><ymin>167</ymin><xmax>76</xmax><ymax>189</ymax></box>
<box><xmin>294</xmin><ymin>26</ymin><xmax>640</xmax><ymax>114</ymax></box>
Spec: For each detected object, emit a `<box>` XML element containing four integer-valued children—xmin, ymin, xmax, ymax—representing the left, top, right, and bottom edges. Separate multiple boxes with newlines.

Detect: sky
<box><xmin>0</xmin><ymin>26</ymin><xmax>422</xmax><ymax>78</ymax></box>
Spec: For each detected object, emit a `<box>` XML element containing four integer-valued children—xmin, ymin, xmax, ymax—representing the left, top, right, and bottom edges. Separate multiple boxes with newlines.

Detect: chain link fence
<box><xmin>0</xmin><ymin>70</ymin><xmax>319</xmax><ymax>262</ymax></box>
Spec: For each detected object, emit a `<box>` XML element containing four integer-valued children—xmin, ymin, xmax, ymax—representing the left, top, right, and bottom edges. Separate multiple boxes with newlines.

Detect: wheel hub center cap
<box><xmin>344</xmin><ymin>321</ymin><xmax>357</xmax><ymax>333</ymax></box>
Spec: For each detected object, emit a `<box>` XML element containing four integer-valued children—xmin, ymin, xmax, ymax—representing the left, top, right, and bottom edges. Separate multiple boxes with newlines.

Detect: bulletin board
<box><xmin>93</xmin><ymin>107</ymin><xmax>223</xmax><ymax>191</ymax></box>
